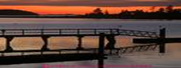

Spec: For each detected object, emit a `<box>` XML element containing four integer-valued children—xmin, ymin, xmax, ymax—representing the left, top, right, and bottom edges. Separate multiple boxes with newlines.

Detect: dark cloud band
<box><xmin>0</xmin><ymin>0</ymin><xmax>180</xmax><ymax>7</ymax></box>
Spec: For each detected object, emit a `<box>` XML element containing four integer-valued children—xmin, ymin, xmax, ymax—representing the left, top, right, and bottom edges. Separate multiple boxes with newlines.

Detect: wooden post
<box><xmin>98</xmin><ymin>33</ymin><xmax>105</xmax><ymax>68</ymax></box>
<box><xmin>105</xmin><ymin>35</ymin><xmax>116</xmax><ymax>54</ymax></box>
<box><xmin>41</xmin><ymin>36</ymin><xmax>50</xmax><ymax>51</ymax></box>
<box><xmin>76</xmin><ymin>36</ymin><xmax>84</xmax><ymax>50</ymax></box>
<box><xmin>5</xmin><ymin>37</ymin><xmax>14</xmax><ymax>51</ymax></box>
<box><xmin>159</xmin><ymin>28</ymin><xmax>166</xmax><ymax>53</ymax></box>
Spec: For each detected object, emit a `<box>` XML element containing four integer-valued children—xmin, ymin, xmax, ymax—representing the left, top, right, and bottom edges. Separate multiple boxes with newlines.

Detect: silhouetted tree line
<box><xmin>84</xmin><ymin>5</ymin><xmax>181</xmax><ymax>19</ymax></box>
<box><xmin>0</xmin><ymin>5</ymin><xmax>181</xmax><ymax>19</ymax></box>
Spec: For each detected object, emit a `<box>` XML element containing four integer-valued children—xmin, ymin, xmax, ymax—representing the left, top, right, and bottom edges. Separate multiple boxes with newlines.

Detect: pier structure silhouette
<box><xmin>0</xmin><ymin>28</ymin><xmax>178</xmax><ymax>68</ymax></box>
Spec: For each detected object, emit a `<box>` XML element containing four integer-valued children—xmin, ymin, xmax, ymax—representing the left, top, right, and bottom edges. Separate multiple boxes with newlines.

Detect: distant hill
<box><xmin>0</xmin><ymin>9</ymin><xmax>39</xmax><ymax>17</ymax></box>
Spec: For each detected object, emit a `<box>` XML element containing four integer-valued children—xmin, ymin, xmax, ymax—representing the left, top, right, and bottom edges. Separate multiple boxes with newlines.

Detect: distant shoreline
<box><xmin>0</xmin><ymin>16</ymin><xmax>181</xmax><ymax>20</ymax></box>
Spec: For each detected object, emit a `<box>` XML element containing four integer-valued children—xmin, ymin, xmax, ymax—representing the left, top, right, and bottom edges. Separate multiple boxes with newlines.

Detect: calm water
<box><xmin>0</xmin><ymin>18</ymin><xmax>181</xmax><ymax>68</ymax></box>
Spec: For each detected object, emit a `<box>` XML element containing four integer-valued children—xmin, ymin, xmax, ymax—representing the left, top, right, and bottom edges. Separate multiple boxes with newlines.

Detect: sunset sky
<box><xmin>0</xmin><ymin>0</ymin><xmax>181</xmax><ymax>15</ymax></box>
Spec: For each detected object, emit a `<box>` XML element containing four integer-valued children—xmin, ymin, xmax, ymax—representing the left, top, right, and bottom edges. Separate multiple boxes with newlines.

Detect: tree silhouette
<box><xmin>84</xmin><ymin>5</ymin><xmax>181</xmax><ymax>19</ymax></box>
<box><xmin>150</xmin><ymin>6</ymin><xmax>156</xmax><ymax>12</ymax></box>
<box><xmin>85</xmin><ymin>8</ymin><xmax>108</xmax><ymax>18</ymax></box>
<box><xmin>165</xmin><ymin>5</ymin><xmax>173</xmax><ymax>13</ymax></box>
<box><xmin>93</xmin><ymin>8</ymin><xmax>104</xmax><ymax>15</ymax></box>
<box><xmin>104</xmin><ymin>10</ymin><xmax>109</xmax><ymax>15</ymax></box>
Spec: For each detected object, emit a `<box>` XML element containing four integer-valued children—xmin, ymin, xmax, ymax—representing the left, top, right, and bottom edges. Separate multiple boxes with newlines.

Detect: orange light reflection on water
<box><xmin>0</xmin><ymin>37</ymin><xmax>132</xmax><ymax>50</ymax></box>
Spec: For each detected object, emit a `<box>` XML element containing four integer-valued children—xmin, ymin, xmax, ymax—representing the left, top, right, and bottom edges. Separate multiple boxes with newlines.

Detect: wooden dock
<box><xmin>0</xmin><ymin>28</ymin><xmax>163</xmax><ymax>68</ymax></box>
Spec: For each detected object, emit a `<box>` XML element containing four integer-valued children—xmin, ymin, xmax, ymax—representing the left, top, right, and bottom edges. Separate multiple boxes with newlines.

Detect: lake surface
<box><xmin>0</xmin><ymin>18</ymin><xmax>181</xmax><ymax>68</ymax></box>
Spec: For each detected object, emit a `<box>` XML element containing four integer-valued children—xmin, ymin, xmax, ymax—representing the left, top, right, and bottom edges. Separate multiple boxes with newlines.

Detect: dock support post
<box><xmin>98</xmin><ymin>33</ymin><xmax>105</xmax><ymax>68</ymax></box>
<box><xmin>41</xmin><ymin>36</ymin><xmax>50</xmax><ymax>51</ymax></box>
<box><xmin>5</xmin><ymin>37</ymin><xmax>14</xmax><ymax>51</ymax></box>
<box><xmin>159</xmin><ymin>28</ymin><xmax>166</xmax><ymax>53</ymax></box>
<box><xmin>76</xmin><ymin>36</ymin><xmax>84</xmax><ymax>50</ymax></box>
<box><xmin>105</xmin><ymin>35</ymin><xmax>116</xmax><ymax>54</ymax></box>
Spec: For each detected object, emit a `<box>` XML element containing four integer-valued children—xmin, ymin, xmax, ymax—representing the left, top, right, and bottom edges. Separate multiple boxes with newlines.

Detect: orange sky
<box><xmin>0</xmin><ymin>5</ymin><xmax>180</xmax><ymax>15</ymax></box>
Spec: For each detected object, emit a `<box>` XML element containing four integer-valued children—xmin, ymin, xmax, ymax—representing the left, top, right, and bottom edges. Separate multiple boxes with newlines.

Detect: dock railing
<box><xmin>0</xmin><ymin>28</ymin><xmax>158</xmax><ymax>38</ymax></box>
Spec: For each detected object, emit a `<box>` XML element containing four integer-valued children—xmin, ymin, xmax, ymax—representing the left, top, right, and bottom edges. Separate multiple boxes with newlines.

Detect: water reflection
<box><xmin>0</xmin><ymin>18</ymin><xmax>180</xmax><ymax>68</ymax></box>
<box><xmin>0</xmin><ymin>36</ymin><xmax>133</xmax><ymax>50</ymax></box>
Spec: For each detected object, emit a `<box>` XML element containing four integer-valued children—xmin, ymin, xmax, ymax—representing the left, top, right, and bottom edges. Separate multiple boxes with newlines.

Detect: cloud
<box><xmin>0</xmin><ymin>0</ymin><xmax>180</xmax><ymax>7</ymax></box>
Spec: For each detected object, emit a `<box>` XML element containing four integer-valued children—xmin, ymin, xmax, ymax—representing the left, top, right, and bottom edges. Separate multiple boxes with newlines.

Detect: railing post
<box><xmin>41</xmin><ymin>29</ymin><xmax>44</xmax><ymax>35</ymax></box>
<box><xmin>159</xmin><ymin>28</ymin><xmax>166</xmax><ymax>53</ymax></box>
<box><xmin>59</xmin><ymin>29</ymin><xmax>62</xmax><ymax>35</ymax></box>
<box><xmin>110</xmin><ymin>29</ymin><xmax>113</xmax><ymax>34</ymax></box>
<box><xmin>94</xmin><ymin>29</ymin><xmax>97</xmax><ymax>34</ymax></box>
<box><xmin>98</xmin><ymin>33</ymin><xmax>105</xmax><ymax>68</ymax></box>
<box><xmin>77</xmin><ymin>29</ymin><xmax>80</xmax><ymax>34</ymax></box>
<box><xmin>1</xmin><ymin>30</ymin><xmax>5</xmax><ymax>35</ymax></box>
<box><xmin>22</xmin><ymin>30</ymin><xmax>25</xmax><ymax>35</ymax></box>
<box><xmin>116</xmin><ymin>29</ymin><xmax>119</xmax><ymax>35</ymax></box>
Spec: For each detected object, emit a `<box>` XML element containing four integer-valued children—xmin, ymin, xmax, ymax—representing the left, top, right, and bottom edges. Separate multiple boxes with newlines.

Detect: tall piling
<box><xmin>98</xmin><ymin>33</ymin><xmax>105</xmax><ymax>68</ymax></box>
<box><xmin>159</xmin><ymin>28</ymin><xmax>166</xmax><ymax>53</ymax></box>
